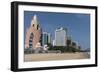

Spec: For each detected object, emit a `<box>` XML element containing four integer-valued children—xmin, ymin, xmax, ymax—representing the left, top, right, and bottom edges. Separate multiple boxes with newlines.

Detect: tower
<box><xmin>55</xmin><ymin>27</ymin><xmax>67</xmax><ymax>46</ymax></box>
<box><xmin>42</xmin><ymin>32</ymin><xmax>48</xmax><ymax>46</ymax></box>
<box><xmin>25</xmin><ymin>15</ymin><xmax>42</xmax><ymax>50</ymax></box>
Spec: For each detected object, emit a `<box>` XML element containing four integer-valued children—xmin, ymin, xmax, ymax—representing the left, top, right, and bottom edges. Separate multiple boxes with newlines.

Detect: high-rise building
<box><xmin>52</xmin><ymin>40</ymin><xmax>55</xmax><ymax>46</ymax></box>
<box><xmin>48</xmin><ymin>33</ymin><xmax>51</xmax><ymax>44</ymax></box>
<box><xmin>67</xmin><ymin>35</ymin><xmax>72</xmax><ymax>46</ymax></box>
<box><xmin>42</xmin><ymin>32</ymin><xmax>48</xmax><ymax>46</ymax></box>
<box><xmin>55</xmin><ymin>27</ymin><xmax>67</xmax><ymax>46</ymax></box>
<box><xmin>25</xmin><ymin>15</ymin><xmax>42</xmax><ymax>50</ymax></box>
<box><xmin>42</xmin><ymin>32</ymin><xmax>52</xmax><ymax>46</ymax></box>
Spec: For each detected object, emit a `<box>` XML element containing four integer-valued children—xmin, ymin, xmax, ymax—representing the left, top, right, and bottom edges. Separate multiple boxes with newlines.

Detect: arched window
<box><xmin>29</xmin><ymin>33</ymin><xmax>34</xmax><ymax>48</ymax></box>
<box><xmin>33</xmin><ymin>24</ymin><xmax>34</xmax><ymax>27</ymax></box>
<box><xmin>37</xmin><ymin>25</ymin><xmax>39</xmax><ymax>30</ymax></box>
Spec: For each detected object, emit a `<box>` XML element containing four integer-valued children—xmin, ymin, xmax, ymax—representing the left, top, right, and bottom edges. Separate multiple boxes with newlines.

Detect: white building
<box><xmin>52</xmin><ymin>40</ymin><xmax>55</xmax><ymax>46</ymax></box>
<box><xmin>55</xmin><ymin>27</ymin><xmax>67</xmax><ymax>46</ymax></box>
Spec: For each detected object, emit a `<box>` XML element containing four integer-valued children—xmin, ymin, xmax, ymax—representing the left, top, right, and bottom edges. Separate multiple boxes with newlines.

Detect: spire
<box><xmin>31</xmin><ymin>14</ymin><xmax>39</xmax><ymax>26</ymax></box>
<box><xmin>30</xmin><ymin>14</ymin><xmax>40</xmax><ymax>30</ymax></box>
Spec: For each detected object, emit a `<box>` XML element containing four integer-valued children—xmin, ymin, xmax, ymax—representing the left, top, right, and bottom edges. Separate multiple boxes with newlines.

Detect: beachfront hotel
<box><xmin>55</xmin><ymin>27</ymin><xmax>67</xmax><ymax>46</ymax></box>
<box><xmin>25</xmin><ymin>15</ymin><xmax>42</xmax><ymax>50</ymax></box>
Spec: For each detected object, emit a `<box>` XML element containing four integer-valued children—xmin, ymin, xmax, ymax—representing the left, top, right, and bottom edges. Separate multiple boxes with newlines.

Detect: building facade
<box><xmin>55</xmin><ymin>27</ymin><xmax>67</xmax><ymax>46</ymax></box>
<box><xmin>42</xmin><ymin>32</ymin><xmax>48</xmax><ymax>46</ymax></box>
<box><xmin>25</xmin><ymin>15</ymin><xmax>42</xmax><ymax>50</ymax></box>
<box><xmin>47</xmin><ymin>33</ymin><xmax>52</xmax><ymax>44</ymax></box>
<box><xmin>42</xmin><ymin>32</ymin><xmax>52</xmax><ymax>46</ymax></box>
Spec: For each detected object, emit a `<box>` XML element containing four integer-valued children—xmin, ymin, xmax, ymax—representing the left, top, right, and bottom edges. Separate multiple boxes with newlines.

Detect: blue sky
<box><xmin>24</xmin><ymin>11</ymin><xmax>90</xmax><ymax>50</ymax></box>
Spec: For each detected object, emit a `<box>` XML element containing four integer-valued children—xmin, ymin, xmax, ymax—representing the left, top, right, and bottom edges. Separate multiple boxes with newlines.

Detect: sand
<box><xmin>24</xmin><ymin>52</ymin><xmax>90</xmax><ymax>62</ymax></box>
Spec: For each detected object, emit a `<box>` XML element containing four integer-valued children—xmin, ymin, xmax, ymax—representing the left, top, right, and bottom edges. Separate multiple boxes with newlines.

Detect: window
<box><xmin>29</xmin><ymin>33</ymin><xmax>34</xmax><ymax>48</ymax></box>
<box><xmin>37</xmin><ymin>25</ymin><xmax>39</xmax><ymax>30</ymax></box>
<box><xmin>33</xmin><ymin>24</ymin><xmax>34</xmax><ymax>27</ymax></box>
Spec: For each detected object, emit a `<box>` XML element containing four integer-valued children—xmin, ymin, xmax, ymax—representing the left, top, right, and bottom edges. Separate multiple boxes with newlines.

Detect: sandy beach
<box><xmin>24</xmin><ymin>52</ymin><xmax>90</xmax><ymax>62</ymax></box>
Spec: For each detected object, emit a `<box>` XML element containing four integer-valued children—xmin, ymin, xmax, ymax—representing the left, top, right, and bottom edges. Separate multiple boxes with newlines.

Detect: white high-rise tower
<box><xmin>55</xmin><ymin>27</ymin><xmax>67</xmax><ymax>46</ymax></box>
